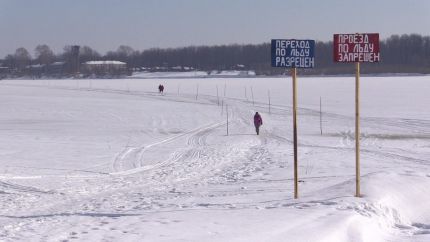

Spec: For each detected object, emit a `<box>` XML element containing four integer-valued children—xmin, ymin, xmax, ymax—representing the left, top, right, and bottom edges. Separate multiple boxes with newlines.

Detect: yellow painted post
<box><xmin>355</xmin><ymin>62</ymin><xmax>361</xmax><ymax>197</ymax></box>
<box><xmin>292</xmin><ymin>67</ymin><xmax>298</xmax><ymax>199</ymax></box>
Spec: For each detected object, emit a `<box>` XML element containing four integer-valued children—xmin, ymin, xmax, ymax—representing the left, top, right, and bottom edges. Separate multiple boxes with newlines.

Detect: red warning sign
<box><xmin>333</xmin><ymin>33</ymin><xmax>380</xmax><ymax>62</ymax></box>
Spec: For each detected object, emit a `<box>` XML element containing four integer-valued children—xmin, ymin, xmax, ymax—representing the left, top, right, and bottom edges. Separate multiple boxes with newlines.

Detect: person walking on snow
<box><xmin>254</xmin><ymin>112</ymin><xmax>263</xmax><ymax>135</ymax></box>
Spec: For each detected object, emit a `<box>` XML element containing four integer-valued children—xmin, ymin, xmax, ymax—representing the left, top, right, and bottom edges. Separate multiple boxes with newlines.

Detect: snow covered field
<box><xmin>0</xmin><ymin>75</ymin><xmax>429</xmax><ymax>241</ymax></box>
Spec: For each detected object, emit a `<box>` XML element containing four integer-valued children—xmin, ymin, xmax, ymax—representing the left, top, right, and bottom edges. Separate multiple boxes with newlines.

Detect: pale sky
<box><xmin>1</xmin><ymin>0</ymin><xmax>430</xmax><ymax>58</ymax></box>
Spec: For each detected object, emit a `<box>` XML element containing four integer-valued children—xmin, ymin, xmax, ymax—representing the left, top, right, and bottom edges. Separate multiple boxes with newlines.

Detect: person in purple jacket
<box><xmin>254</xmin><ymin>112</ymin><xmax>263</xmax><ymax>135</ymax></box>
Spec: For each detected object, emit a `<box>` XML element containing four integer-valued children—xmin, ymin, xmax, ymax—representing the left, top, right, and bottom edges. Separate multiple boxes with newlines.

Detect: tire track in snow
<box><xmin>150</xmin><ymin>121</ymin><xmax>234</xmax><ymax>183</ymax></box>
<box><xmin>110</xmin><ymin>121</ymin><xmax>225</xmax><ymax>176</ymax></box>
<box><xmin>0</xmin><ymin>181</ymin><xmax>56</xmax><ymax>194</ymax></box>
<box><xmin>139</xmin><ymin>118</ymin><xmax>233</xmax><ymax>184</ymax></box>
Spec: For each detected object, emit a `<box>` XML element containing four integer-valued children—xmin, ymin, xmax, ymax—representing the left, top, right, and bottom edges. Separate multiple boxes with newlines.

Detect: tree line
<box><xmin>1</xmin><ymin>34</ymin><xmax>429</xmax><ymax>77</ymax></box>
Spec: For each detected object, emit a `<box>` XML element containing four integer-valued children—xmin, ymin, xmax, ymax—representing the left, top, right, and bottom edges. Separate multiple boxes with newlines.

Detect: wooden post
<box><xmin>226</xmin><ymin>104</ymin><xmax>229</xmax><ymax>136</ymax></box>
<box><xmin>268</xmin><ymin>90</ymin><xmax>271</xmax><ymax>114</ymax></box>
<box><xmin>216</xmin><ymin>85</ymin><xmax>220</xmax><ymax>105</ymax></box>
<box><xmin>221</xmin><ymin>100</ymin><xmax>224</xmax><ymax>116</ymax></box>
<box><xmin>245</xmin><ymin>86</ymin><xmax>248</xmax><ymax>101</ymax></box>
<box><xmin>251</xmin><ymin>86</ymin><xmax>255</xmax><ymax>106</ymax></box>
<box><xmin>320</xmin><ymin>96</ymin><xmax>322</xmax><ymax>135</ymax></box>
<box><xmin>177</xmin><ymin>84</ymin><xmax>180</xmax><ymax>95</ymax></box>
<box><xmin>292</xmin><ymin>67</ymin><xmax>298</xmax><ymax>199</ymax></box>
<box><xmin>355</xmin><ymin>62</ymin><xmax>361</xmax><ymax>197</ymax></box>
<box><xmin>196</xmin><ymin>84</ymin><xmax>199</xmax><ymax>100</ymax></box>
<box><xmin>224</xmin><ymin>82</ymin><xmax>227</xmax><ymax>97</ymax></box>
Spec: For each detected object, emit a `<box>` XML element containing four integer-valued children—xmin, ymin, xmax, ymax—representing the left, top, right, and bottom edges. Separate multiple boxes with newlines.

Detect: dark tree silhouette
<box><xmin>1</xmin><ymin>34</ymin><xmax>430</xmax><ymax>77</ymax></box>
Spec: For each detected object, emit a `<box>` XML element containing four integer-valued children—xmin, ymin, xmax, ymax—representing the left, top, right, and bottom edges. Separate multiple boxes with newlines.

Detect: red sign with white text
<box><xmin>333</xmin><ymin>33</ymin><xmax>380</xmax><ymax>62</ymax></box>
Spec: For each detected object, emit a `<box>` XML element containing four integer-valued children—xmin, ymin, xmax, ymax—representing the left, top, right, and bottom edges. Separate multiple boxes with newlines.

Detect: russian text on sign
<box><xmin>271</xmin><ymin>39</ymin><xmax>315</xmax><ymax>68</ymax></box>
<box><xmin>333</xmin><ymin>33</ymin><xmax>380</xmax><ymax>63</ymax></box>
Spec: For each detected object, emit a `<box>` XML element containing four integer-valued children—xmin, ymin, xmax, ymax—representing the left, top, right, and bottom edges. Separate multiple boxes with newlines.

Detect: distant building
<box><xmin>82</xmin><ymin>61</ymin><xmax>127</xmax><ymax>76</ymax></box>
<box><xmin>22</xmin><ymin>62</ymin><xmax>65</xmax><ymax>78</ymax></box>
<box><xmin>26</xmin><ymin>64</ymin><xmax>45</xmax><ymax>78</ymax></box>
<box><xmin>0</xmin><ymin>66</ymin><xmax>9</xmax><ymax>78</ymax></box>
<box><xmin>48</xmin><ymin>62</ymin><xmax>65</xmax><ymax>76</ymax></box>
<box><xmin>0</xmin><ymin>66</ymin><xmax>9</xmax><ymax>73</ymax></box>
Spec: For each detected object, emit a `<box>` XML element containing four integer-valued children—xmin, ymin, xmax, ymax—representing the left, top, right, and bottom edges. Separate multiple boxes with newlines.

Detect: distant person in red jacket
<box><xmin>254</xmin><ymin>112</ymin><xmax>263</xmax><ymax>135</ymax></box>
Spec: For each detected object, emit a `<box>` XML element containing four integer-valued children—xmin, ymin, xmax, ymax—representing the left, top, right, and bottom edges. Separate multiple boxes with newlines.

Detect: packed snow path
<box><xmin>0</xmin><ymin>77</ymin><xmax>429</xmax><ymax>241</ymax></box>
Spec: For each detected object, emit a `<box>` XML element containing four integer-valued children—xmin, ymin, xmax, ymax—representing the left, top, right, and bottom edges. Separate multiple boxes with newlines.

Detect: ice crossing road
<box><xmin>0</xmin><ymin>77</ymin><xmax>429</xmax><ymax>241</ymax></box>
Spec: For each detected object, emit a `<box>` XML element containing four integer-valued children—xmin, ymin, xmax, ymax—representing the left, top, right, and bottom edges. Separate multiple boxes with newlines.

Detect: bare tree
<box><xmin>3</xmin><ymin>54</ymin><xmax>16</xmax><ymax>69</ymax></box>
<box><xmin>79</xmin><ymin>46</ymin><xmax>100</xmax><ymax>63</ymax></box>
<box><xmin>107</xmin><ymin>45</ymin><xmax>138</xmax><ymax>72</ymax></box>
<box><xmin>61</xmin><ymin>45</ymin><xmax>79</xmax><ymax>74</ymax></box>
<box><xmin>35</xmin><ymin>44</ymin><xmax>55</xmax><ymax>65</ymax></box>
<box><xmin>117</xmin><ymin>45</ymin><xmax>135</xmax><ymax>57</ymax></box>
<box><xmin>14</xmin><ymin>47</ymin><xmax>31</xmax><ymax>72</ymax></box>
